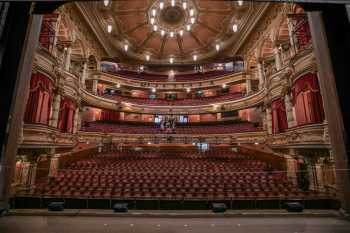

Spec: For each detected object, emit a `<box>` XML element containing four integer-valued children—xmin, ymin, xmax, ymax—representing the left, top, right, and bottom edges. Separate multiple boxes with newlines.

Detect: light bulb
<box><xmin>190</xmin><ymin>17</ymin><xmax>195</xmax><ymax>24</ymax></box>
<box><xmin>182</xmin><ymin>1</ymin><xmax>187</xmax><ymax>9</ymax></box>
<box><xmin>152</xmin><ymin>9</ymin><xmax>156</xmax><ymax>17</ymax></box>
<box><xmin>190</xmin><ymin>9</ymin><xmax>194</xmax><ymax>16</ymax></box>
<box><xmin>159</xmin><ymin>1</ymin><xmax>164</xmax><ymax>9</ymax></box>
<box><xmin>171</xmin><ymin>0</ymin><xmax>176</xmax><ymax>7</ymax></box>
<box><xmin>193</xmin><ymin>54</ymin><xmax>197</xmax><ymax>61</ymax></box>
<box><xmin>103</xmin><ymin>0</ymin><xmax>109</xmax><ymax>7</ymax></box>
<box><xmin>186</xmin><ymin>87</ymin><xmax>191</xmax><ymax>93</ymax></box>
<box><xmin>151</xmin><ymin>88</ymin><xmax>156</xmax><ymax>93</ymax></box>
<box><xmin>153</xmin><ymin>25</ymin><xmax>158</xmax><ymax>31</ymax></box>
<box><xmin>124</xmin><ymin>44</ymin><xmax>128</xmax><ymax>52</ymax></box>
<box><xmin>146</xmin><ymin>54</ymin><xmax>150</xmax><ymax>61</ymax></box>
<box><xmin>215</xmin><ymin>44</ymin><xmax>220</xmax><ymax>51</ymax></box>
<box><xmin>169</xmin><ymin>57</ymin><xmax>174</xmax><ymax>64</ymax></box>
<box><xmin>238</xmin><ymin>1</ymin><xmax>243</xmax><ymax>6</ymax></box>
<box><xmin>107</xmin><ymin>24</ymin><xmax>112</xmax><ymax>33</ymax></box>
<box><xmin>161</xmin><ymin>30</ymin><xmax>165</xmax><ymax>36</ymax></box>
<box><xmin>170</xmin><ymin>31</ymin><xmax>174</xmax><ymax>37</ymax></box>
<box><xmin>179</xmin><ymin>30</ymin><xmax>184</xmax><ymax>36</ymax></box>
<box><xmin>222</xmin><ymin>83</ymin><xmax>227</xmax><ymax>88</ymax></box>
<box><xmin>150</xmin><ymin>18</ymin><xmax>155</xmax><ymax>25</ymax></box>
<box><xmin>232</xmin><ymin>24</ymin><xmax>238</xmax><ymax>32</ymax></box>
<box><xmin>186</xmin><ymin>24</ymin><xmax>191</xmax><ymax>31</ymax></box>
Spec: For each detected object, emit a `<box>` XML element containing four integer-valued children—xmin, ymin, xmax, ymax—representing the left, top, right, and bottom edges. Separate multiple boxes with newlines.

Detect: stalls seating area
<box><xmin>32</xmin><ymin>151</ymin><xmax>313</xmax><ymax>199</ymax></box>
<box><xmin>80</xmin><ymin>121</ymin><xmax>262</xmax><ymax>134</ymax></box>
<box><xmin>102</xmin><ymin>92</ymin><xmax>245</xmax><ymax>106</ymax></box>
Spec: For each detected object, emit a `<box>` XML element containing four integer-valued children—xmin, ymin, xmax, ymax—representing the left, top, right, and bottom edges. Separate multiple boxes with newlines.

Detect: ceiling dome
<box><xmin>79</xmin><ymin>0</ymin><xmax>267</xmax><ymax>64</ymax></box>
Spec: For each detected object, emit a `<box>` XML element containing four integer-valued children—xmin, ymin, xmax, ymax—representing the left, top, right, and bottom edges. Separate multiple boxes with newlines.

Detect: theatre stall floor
<box><xmin>0</xmin><ymin>213</ymin><xmax>350</xmax><ymax>233</ymax></box>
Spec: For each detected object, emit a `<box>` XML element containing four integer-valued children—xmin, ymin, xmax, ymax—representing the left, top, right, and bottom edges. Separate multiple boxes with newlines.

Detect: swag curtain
<box><xmin>100</xmin><ymin>110</ymin><xmax>120</xmax><ymax>122</ymax></box>
<box><xmin>271</xmin><ymin>99</ymin><xmax>288</xmax><ymax>134</ymax></box>
<box><xmin>292</xmin><ymin>73</ymin><xmax>324</xmax><ymax>126</ymax></box>
<box><xmin>24</xmin><ymin>73</ymin><xmax>54</xmax><ymax>125</ymax></box>
<box><xmin>57</xmin><ymin>98</ymin><xmax>75</xmax><ymax>133</ymax></box>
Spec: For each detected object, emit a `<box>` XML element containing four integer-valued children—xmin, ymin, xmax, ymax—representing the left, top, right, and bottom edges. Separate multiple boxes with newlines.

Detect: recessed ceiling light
<box><xmin>190</xmin><ymin>9</ymin><xmax>194</xmax><ymax>16</ymax></box>
<box><xmin>103</xmin><ymin>0</ymin><xmax>109</xmax><ymax>7</ymax></box>
<box><xmin>107</xmin><ymin>24</ymin><xmax>112</xmax><ymax>33</ymax></box>
<box><xmin>150</xmin><ymin>18</ymin><xmax>155</xmax><ymax>25</ymax></box>
<box><xmin>238</xmin><ymin>1</ymin><xmax>244</xmax><ymax>6</ymax></box>
<box><xmin>215</xmin><ymin>44</ymin><xmax>220</xmax><ymax>51</ymax></box>
<box><xmin>193</xmin><ymin>54</ymin><xmax>197</xmax><ymax>61</ymax></box>
<box><xmin>232</xmin><ymin>24</ymin><xmax>238</xmax><ymax>32</ymax></box>
<box><xmin>190</xmin><ymin>17</ymin><xmax>195</xmax><ymax>24</ymax></box>
<box><xmin>186</xmin><ymin>24</ymin><xmax>191</xmax><ymax>31</ymax></box>
<box><xmin>153</xmin><ymin>25</ymin><xmax>158</xmax><ymax>31</ymax></box>
<box><xmin>124</xmin><ymin>44</ymin><xmax>129</xmax><ymax>52</ymax></box>
<box><xmin>169</xmin><ymin>57</ymin><xmax>174</xmax><ymax>64</ymax></box>
<box><xmin>182</xmin><ymin>2</ymin><xmax>187</xmax><ymax>9</ymax></box>
<box><xmin>159</xmin><ymin>1</ymin><xmax>164</xmax><ymax>9</ymax></box>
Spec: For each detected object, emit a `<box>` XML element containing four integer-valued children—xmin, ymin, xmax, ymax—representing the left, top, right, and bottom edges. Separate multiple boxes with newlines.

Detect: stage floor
<box><xmin>0</xmin><ymin>214</ymin><xmax>349</xmax><ymax>233</ymax></box>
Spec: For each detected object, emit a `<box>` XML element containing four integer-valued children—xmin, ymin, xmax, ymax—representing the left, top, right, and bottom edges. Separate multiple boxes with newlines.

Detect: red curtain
<box><xmin>271</xmin><ymin>99</ymin><xmax>288</xmax><ymax>134</ymax></box>
<box><xmin>100</xmin><ymin>110</ymin><xmax>120</xmax><ymax>122</ymax></box>
<box><xmin>57</xmin><ymin>98</ymin><xmax>76</xmax><ymax>133</ymax></box>
<box><xmin>24</xmin><ymin>73</ymin><xmax>54</xmax><ymax>125</ymax></box>
<box><xmin>292</xmin><ymin>73</ymin><xmax>324</xmax><ymax>126</ymax></box>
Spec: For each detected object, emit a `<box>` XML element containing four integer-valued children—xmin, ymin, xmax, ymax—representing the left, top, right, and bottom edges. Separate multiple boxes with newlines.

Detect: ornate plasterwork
<box><xmin>60</xmin><ymin>4</ymin><xmax>108</xmax><ymax>60</ymax></box>
<box><xmin>75</xmin><ymin>1</ymin><xmax>269</xmax><ymax>64</ymax></box>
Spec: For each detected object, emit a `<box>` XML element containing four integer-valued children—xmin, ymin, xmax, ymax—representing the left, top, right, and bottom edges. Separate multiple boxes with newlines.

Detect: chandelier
<box><xmin>147</xmin><ymin>0</ymin><xmax>198</xmax><ymax>38</ymax></box>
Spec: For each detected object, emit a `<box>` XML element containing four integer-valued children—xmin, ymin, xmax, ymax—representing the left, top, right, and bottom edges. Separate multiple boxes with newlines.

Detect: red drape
<box><xmin>100</xmin><ymin>110</ymin><xmax>120</xmax><ymax>122</ymax></box>
<box><xmin>271</xmin><ymin>99</ymin><xmax>288</xmax><ymax>134</ymax></box>
<box><xmin>24</xmin><ymin>73</ymin><xmax>54</xmax><ymax>125</ymax></box>
<box><xmin>292</xmin><ymin>73</ymin><xmax>324</xmax><ymax>126</ymax></box>
<box><xmin>57</xmin><ymin>98</ymin><xmax>76</xmax><ymax>133</ymax></box>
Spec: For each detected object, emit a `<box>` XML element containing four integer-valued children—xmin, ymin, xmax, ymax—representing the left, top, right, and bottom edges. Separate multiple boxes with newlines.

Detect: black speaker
<box><xmin>0</xmin><ymin>208</ymin><xmax>7</xmax><ymax>217</ymax></box>
<box><xmin>285</xmin><ymin>202</ymin><xmax>304</xmax><ymax>212</ymax></box>
<box><xmin>212</xmin><ymin>203</ymin><xmax>227</xmax><ymax>213</ymax></box>
<box><xmin>48</xmin><ymin>202</ymin><xmax>64</xmax><ymax>211</ymax></box>
<box><xmin>113</xmin><ymin>203</ymin><xmax>128</xmax><ymax>213</ymax></box>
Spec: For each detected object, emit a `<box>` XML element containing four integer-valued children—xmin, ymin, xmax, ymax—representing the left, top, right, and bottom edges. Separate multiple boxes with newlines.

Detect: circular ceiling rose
<box><xmin>94</xmin><ymin>0</ymin><xmax>255</xmax><ymax>64</ymax></box>
<box><xmin>161</xmin><ymin>6</ymin><xmax>185</xmax><ymax>26</ymax></box>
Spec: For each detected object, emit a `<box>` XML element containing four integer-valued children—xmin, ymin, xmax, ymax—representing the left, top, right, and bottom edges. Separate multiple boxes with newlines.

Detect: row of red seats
<box><xmin>31</xmin><ymin>151</ymin><xmax>309</xmax><ymax>199</ymax></box>
<box><xmin>102</xmin><ymin>92</ymin><xmax>245</xmax><ymax>106</ymax></box>
<box><xmin>108</xmin><ymin>70</ymin><xmax>234</xmax><ymax>82</ymax></box>
<box><xmin>80</xmin><ymin>122</ymin><xmax>262</xmax><ymax>134</ymax></box>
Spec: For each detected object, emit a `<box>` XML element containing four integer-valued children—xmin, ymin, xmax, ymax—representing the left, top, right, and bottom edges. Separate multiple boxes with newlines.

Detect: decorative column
<box><xmin>50</xmin><ymin>92</ymin><xmax>61</xmax><ymax>128</ymax></box>
<box><xmin>266</xmin><ymin>107</ymin><xmax>272</xmax><ymax>134</ymax></box>
<box><xmin>284</xmin><ymin>92</ymin><xmax>295</xmax><ymax>128</ymax></box>
<box><xmin>315</xmin><ymin>158</ymin><xmax>325</xmax><ymax>191</ymax></box>
<box><xmin>246</xmin><ymin>75</ymin><xmax>252</xmax><ymax>95</ymax></box>
<box><xmin>257</xmin><ymin>59</ymin><xmax>265</xmax><ymax>89</ymax></box>
<box><xmin>64</xmin><ymin>46</ymin><xmax>72</xmax><ymax>71</ymax></box>
<box><xmin>273</xmin><ymin>45</ymin><xmax>282</xmax><ymax>70</ymax></box>
<box><xmin>48</xmin><ymin>154</ymin><xmax>60</xmax><ymax>178</ymax></box>
<box><xmin>287</xmin><ymin>17</ymin><xmax>296</xmax><ymax>57</ymax></box>
<box><xmin>73</xmin><ymin>108</ymin><xmax>79</xmax><ymax>134</ymax></box>
<box><xmin>81</xmin><ymin>61</ymin><xmax>88</xmax><ymax>88</ymax></box>
<box><xmin>285</xmin><ymin>155</ymin><xmax>298</xmax><ymax>185</ymax></box>
<box><xmin>92</xmin><ymin>79</ymin><xmax>98</xmax><ymax>95</ymax></box>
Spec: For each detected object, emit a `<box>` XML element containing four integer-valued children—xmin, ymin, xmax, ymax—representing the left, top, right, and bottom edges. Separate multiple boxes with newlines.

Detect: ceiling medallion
<box><xmin>148</xmin><ymin>0</ymin><xmax>197</xmax><ymax>37</ymax></box>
